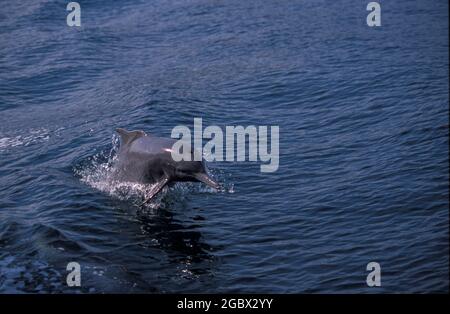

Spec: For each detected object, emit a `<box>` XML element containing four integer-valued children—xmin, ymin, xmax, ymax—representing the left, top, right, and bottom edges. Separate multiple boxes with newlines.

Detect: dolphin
<box><xmin>112</xmin><ymin>128</ymin><xmax>220</xmax><ymax>202</ymax></box>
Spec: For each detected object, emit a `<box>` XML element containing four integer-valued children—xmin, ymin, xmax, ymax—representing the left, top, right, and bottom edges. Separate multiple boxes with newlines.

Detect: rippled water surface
<box><xmin>0</xmin><ymin>0</ymin><xmax>448</xmax><ymax>293</ymax></box>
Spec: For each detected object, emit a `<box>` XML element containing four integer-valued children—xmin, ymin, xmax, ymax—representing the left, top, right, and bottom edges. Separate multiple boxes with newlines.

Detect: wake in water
<box><xmin>73</xmin><ymin>135</ymin><xmax>231</xmax><ymax>207</ymax></box>
<box><xmin>0</xmin><ymin>128</ymin><xmax>51</xmax><ymax>151</ymax></box>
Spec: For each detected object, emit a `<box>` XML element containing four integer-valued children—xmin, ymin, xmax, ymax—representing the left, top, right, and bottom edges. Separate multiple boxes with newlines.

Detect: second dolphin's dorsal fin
<box><xmin>116</xmin><ymin>128</ymin><xmax>146</xmax><ymax>146</ymax></box>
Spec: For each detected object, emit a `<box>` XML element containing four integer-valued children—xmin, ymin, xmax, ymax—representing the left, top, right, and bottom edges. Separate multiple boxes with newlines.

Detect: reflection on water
<box><xmin>137</xmin><ymin>205</ymin><xmax>216</xmax><ymax>277</ymax></box>
<box><xmin>0</xmin><ymin>195</ymin><xmax>219</xmax><ymax>293</ymax></box>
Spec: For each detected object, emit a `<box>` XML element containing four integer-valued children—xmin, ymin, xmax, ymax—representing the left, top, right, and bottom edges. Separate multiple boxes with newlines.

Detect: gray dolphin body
<box><xmin>112</xmin><ymin>128</ymin><xmax>219</xmax><ymax>202</ymax></box>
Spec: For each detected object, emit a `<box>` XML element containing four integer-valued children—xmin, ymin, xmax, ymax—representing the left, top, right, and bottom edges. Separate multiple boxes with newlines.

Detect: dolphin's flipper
<box><xmin>194</xmin><ymin>172</ymin><xmax>220</xmax><ymax>190</ymax></box>
<box><xmin>116</xmin><ymin>128</ymin><xmax>147</xmax><ymax>146</ymax></box>
<box><xmin>141</xmin><ymin>176</ymin><xmax>170</xmax><ymax>205</ymax></box>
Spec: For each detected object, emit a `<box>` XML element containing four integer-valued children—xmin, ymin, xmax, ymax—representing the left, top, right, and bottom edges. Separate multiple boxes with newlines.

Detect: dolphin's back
<box><xmin>112</xmin><ymin>135</ymin><xmax>175</xmax><ymax>184</ymax></box>
<box><xmin>129</xmin><ymin>136</ymin><xmax>176</xmax><ymax>155</ymax></box>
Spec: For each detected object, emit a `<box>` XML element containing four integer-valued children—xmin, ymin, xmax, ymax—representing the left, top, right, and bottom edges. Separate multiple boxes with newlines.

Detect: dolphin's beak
<box><xmin>194</xmin><ymin>173</ymin><xmax>220</xmax><ymax>190</ymax></box>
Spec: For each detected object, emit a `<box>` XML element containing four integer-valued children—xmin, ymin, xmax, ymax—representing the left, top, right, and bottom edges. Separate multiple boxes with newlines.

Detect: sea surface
<box><xmin>0</xmin><ymin>0</ymin><xmax>448</xmax><ymax>293</ymax></box>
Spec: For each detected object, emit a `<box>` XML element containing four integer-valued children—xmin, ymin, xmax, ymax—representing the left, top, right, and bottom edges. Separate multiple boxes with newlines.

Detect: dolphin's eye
<box><xmin>177</xmin><ymin>168</ymin><xmax>192</xmax><ymax>176</ymax></box>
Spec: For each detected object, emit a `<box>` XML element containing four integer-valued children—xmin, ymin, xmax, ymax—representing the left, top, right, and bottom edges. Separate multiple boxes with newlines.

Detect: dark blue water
<box><xmin>0</xmin><ymin>0</ymin><xmax>448</xmax><ymax>293</ymax></box>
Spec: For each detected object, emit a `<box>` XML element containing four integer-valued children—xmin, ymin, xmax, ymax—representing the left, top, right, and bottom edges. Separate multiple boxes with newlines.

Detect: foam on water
<box><xmin>0</xmin><ymin>128</ymin><xmax>51</xmax><ymax>151</ymax></box>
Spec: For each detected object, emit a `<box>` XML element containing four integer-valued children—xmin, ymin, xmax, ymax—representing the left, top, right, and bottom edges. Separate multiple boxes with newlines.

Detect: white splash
<box><xmin>74</xmin><ymin>135</ymin><xmax>165</xmax><ymax>207</ymax></box>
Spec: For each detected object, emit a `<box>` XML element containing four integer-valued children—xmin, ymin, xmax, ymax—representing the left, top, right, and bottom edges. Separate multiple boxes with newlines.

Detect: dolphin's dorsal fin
<box><xmin>116</xmin><ymin>128</ymin><xmax>146</xmax><ymax>145</ymax></box>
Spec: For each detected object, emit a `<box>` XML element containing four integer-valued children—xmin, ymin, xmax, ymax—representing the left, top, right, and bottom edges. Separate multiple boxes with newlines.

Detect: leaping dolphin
<box><xmin>112</xmin><ymin>128</ymin><xmax>220</xmax><ymax>203</ymax></box>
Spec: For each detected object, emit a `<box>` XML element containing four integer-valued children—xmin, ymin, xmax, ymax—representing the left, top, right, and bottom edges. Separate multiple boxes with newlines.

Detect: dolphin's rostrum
<box><xmin>112</xmin><ymin>128</ymin><xmax>220</xmax><ymax>203</ymax></box>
